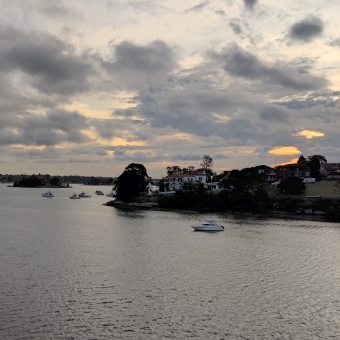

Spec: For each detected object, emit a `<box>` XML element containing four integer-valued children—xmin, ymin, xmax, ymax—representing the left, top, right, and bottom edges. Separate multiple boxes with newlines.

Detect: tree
<box><xmin>14</xmin><ymin>175</ymin><xmax>43</xmax><ymax>187</ymax></box>
<box><xmin>277</xmin><ymin>176</ymin><xmax>306</xmax><ymax>195</ymax></box>
<box><xmin>297</xmin><ymin>155</ymin><xmax>307</xmax><ymax>164</ymax></box>
<box><xmin>187</xmin><ymin>166</ymin><xmax>195</xmax><ymax>174</ymax></box>
<box><xmin>114</xmin><ymin>163</ymin><xmax>149</xmax><ymax>201</ymax></box>
<box><xmin>166</xmin><ymin>165</ymin><xmax>182</xmax><ymax>176</ymax></box>
<box><xmin>224</xmin><ymin>168</ymin><xmax>264</xmax><ymax>193</ymax></box>
<box><xmin>50</xmin><ymin>176</ymin><xmax>61</xmax><ymax>187</ymax></box>
<box><xmin>182</xmin><ymin>166</ymin><xmax>196</xmax><ymax>174</ymax></box>
<box><xmin>307</xmin><ymin>155</ymin><xmax>327</xmax><ymax>180</ymax></box>
<box><xmin>200</xmin><ymin>155</ymin><xmax>214</xmax><ymax>181</ymax></box>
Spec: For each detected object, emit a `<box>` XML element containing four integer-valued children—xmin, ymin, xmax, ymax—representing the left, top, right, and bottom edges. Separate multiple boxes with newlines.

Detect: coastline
<box><xmin>7</xmin><ymin>185</ymin><xmax>73</xmax><ymax>188</ymax></box>
<box><xmin>104</xmin><ymin>200</ymin><xmax>337</xmax><ymax>223</ymax></box>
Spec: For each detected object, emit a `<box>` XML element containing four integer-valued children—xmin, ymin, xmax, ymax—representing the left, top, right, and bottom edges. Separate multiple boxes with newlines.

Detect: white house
<box><xmin>253</xmin><ymin>165</ymin><xmax>277</xmax><ymax>182</ymax></box>
<box><xmin>163</xmin><ymin>173</ymin><xmax>207</xmax><ymax>191</ymax></box>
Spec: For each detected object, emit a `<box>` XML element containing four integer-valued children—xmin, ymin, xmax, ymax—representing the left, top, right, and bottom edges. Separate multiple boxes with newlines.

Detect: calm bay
<box><xmin>1</xmin><ymin>184</ymin><xmax>340</xmax><ymax>339</ymax></box>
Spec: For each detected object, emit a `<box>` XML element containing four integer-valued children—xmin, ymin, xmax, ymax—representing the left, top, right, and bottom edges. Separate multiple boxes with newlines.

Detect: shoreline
<box><xmin>104</xmin><ymin>200</ymin><xmax>338</xmax><ymax>223</ymax></box>
<box><xmin>6</xmin><ymin>185</ymin><xmax>73</xmax><ymax>188</ymax></box>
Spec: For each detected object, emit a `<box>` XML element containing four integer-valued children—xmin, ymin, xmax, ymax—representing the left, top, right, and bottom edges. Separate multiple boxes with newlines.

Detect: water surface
<box><xmin>1</xmin><ymin>184</ymin><xmax>340</xmax><ymax>339</ymax></box>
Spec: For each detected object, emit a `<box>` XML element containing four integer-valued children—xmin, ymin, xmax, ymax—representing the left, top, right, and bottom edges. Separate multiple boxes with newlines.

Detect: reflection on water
<box><xmin>1</xmin><ymin>184</ymin><xmax>340</xmax><ymax>339</ymax></box>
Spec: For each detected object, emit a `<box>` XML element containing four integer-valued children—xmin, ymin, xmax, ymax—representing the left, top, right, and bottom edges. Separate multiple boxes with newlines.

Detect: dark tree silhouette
<box><xmin>277</xmin><ymin>176</ymin><xmax>306</xmax><ymax>195</ymax></box>
<box><xmin>14</xmin><ymin>175</ymin><xmax>43</xmax><ymax>187</ymax></box>
<box><xmin>307</xmin><ymin>155</ymin><xmax>327</xmax><ymax>180</ymax></box>
<box><xmin>200</xmin><ymin>155</ymin><xmax>214</xmax><ymax>180</ymax></box>
<box><xmin>297</xmin><ymin>155</ymin><xmax>307</xmax><ymax>164</ymax></box>
<box><xmin>166</xmin><ymin>166</ymin><xmax>182</xmax><ymax>176</ymax></box>
<box><xmin>114</xmin><ymin>163</ymin><xmax>149</xmax><ymax>201</ymax></box>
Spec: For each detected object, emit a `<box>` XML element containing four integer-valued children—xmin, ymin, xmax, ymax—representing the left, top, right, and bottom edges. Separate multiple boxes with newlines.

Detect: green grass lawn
<box><xmin>266</xmin><ymin>180</ymin><xmax>340</xmax><ymax>200</ymax></box>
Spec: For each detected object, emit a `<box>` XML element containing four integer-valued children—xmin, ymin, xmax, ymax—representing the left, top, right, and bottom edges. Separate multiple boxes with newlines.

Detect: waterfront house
<box><xmin>320</xmin><ymin>163</ymin><xmax>340</xmax><ymax>179</ymax></box>
<box><xmin>253</xmin><ymin>165</ymin><xmax>277</xmax><ymax>182</ymax></box>
<box><xmin>163</xmin><ymin>173</ymin><xmax>207</xmax><ymax>191</ymax></box>
<box><xmin>276</xmin><ymin>163</ymin><xmax>311</xmax><ymax>180</ymax></box>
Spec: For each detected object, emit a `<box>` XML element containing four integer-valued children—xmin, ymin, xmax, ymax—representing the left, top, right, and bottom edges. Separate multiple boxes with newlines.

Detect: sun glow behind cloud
<box><xmin>269</xmin><ymin>146</ymin><xmax>301</xmax><ymax>156</ymax></box>
<box><xmin>297</xmin><ymin>130</ymin><xmax>324</xmax><ymax>139</ymax></box>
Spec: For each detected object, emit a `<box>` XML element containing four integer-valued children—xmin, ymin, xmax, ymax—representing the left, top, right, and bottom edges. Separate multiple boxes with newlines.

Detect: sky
<box><xmin>0</xmin><ymin>0</ymin><xmax>340</xmax><ymax>178</ymax></box>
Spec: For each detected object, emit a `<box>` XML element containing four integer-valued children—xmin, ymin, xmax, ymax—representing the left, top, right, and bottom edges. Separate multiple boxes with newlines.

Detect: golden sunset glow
<box><xmin>297</xmin><ymin>130</ymin><xmax>324</xmax><ymax>139</ymax></box>
<box><xmin>269</xmin><ymin>146</ymin><xmax>301</xmax><ymax>156</ymax></box>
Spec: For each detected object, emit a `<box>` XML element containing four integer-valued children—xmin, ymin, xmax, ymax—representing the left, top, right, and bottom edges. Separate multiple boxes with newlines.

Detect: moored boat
<box><xmin>95</xmin><ymin>190</ymin><xmax>104</xmax><ymax>195</ymax></box>
<box><xmin>192</xmin><ymin>219</ymin><xmax>224</xmax><ymax>231</ymax></box>
<box><xmin>78</xmin><ymin>192</ymin><xmax>91</xmax><ymax>198</ymax></box>
<box><xmin>42</xmin><ymin>191</ymin><xmax>54</xmax><ymax>197</ymax></box>
<box><xmin>70</xmin><ymin>193</ymin><xmax>81</xmax><ymax>199</ymax></box>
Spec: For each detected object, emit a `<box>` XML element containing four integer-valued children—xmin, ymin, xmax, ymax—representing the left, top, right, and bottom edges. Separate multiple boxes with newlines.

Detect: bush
<box><xmin>277</xmin><ymin>177</ymin><xmax>306</xmax><ymax>195</ymax></box>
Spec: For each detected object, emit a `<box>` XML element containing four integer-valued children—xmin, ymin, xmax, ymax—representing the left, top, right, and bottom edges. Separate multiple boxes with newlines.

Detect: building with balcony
<box><xmin>276</xmin><ymin>164</ymin><xmax>311</xmax><ymax>180</ymax></box>
<box><xmin>163</xmin><ymin>173</ymin><xmax>207</xmax><ymax>191</ymax></box>
<box><xmin>253</xmin><ymin>165</ymin><xmax>277</xmax><ymax>182</ymax></box>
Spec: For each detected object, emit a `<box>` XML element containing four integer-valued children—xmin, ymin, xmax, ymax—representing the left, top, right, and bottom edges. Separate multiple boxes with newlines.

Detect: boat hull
<box><xmin>192</xmin><ymin>226</ymin><xmax>224</xmax><ymax>231</ymax></box>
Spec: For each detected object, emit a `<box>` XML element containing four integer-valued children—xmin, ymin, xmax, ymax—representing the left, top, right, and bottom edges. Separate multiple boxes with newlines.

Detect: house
<box><xmin>276</xmin><ymin>163</ymin><xmax>311</xmax><ymax>180</ymax></box>
<box><xmin>41</xmin><ymin>178</ymin><xmax>51</xmax><ymax>187</ymax></box>
<box><xmin>320</xmin><ymin>163</ymin><xmax>340</xmax><ymax>178</ymax></box>
<box><xmin>253</xmin><ymin>165</ymin><xmax>277</xmax><ymax>182</ymax></box>
<box><xmin>163</xmin><ymin>173</ymin><xmax>207</xmax><ymax>191</ymax></box>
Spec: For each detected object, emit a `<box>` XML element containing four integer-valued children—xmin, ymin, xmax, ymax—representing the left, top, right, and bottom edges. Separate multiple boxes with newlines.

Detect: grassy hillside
<box><xmin>266</xmin><ymin>180</ymin><xmax>340</xmax><ymax>200</ymax></box>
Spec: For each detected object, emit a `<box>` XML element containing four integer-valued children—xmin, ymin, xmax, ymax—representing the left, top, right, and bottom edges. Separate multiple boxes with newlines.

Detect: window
<box><xmin>199</xmin><ymin>177</ymin><xmax>202</xmax><ymax>181</ymax></box>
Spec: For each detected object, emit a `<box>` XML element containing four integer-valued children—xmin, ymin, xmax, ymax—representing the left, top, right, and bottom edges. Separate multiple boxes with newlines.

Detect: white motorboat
<box><xmin>192</xmin><ymin>219</ymin><xmax>224</xmax><ymax>231</ymax></box>
<box><xmin>70</xmin><ymin>193</ymin><xmax>81</xmax><ymax>199</ymax></box>
<box><xmin>106</xmin><ymin>191</ymin><xmax>115</xmax><ymax>197</ymax></box>
<box><xmin>42</xmin><ymin>191</ymin><xmax>54</xmax><ymax>197</ymax></box>
<box><xmin>78</xmin><ymin>192</ymin><xmax>91</xmax><ymax>198</ymax></box>
<box><xmin>95</xmin><ymin>190</ymin><xmax>104</xmax><ymax>195</ymax></box>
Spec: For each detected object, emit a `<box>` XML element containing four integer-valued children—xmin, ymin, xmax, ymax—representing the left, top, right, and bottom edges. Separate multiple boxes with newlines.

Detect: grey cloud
<box><xmin>90</xmin><ymin>118</ymin><xmax>145</xmax><ymax>140</ymax></box>
<box><xmin>215</xmin><ymin>10</ymin><xmax>226</xmax><ymax>16</ymax></box>
<box><xmin>114</xmin><ymin>147</ymin><xmax>127</xmax><ymax>156</ymax></box>
<box><xmin>113</xmin><ymin>151</ymin><xmax>159</xmax><ymax>162</ymax></box>
<box><xmin>259</xmin><ymin>105</ymin><xmax>288</xmax><ymax>122</ymax></box>
<box><xmin>101</xmin><ymin>40</ymin><xmax>176</xmax><ymax>90</ymax></box>
<box><xmin>328</xmin><ymin>37</ymin><xmax>340</xmax><ymax>47</ymax></box>
<box><xmin>112</xmin><ymin>108</ymin><xmax>138</xmax><ymax>117</ymax></box>
<box><xmin>184</xmin><ymin>1</ymin><xmax>210</xmax><ymax>13</ymax></box>
<box><xmin>243</xmin><ymin>0</ymin><xmax>257</xmax><ymax>10</ymax></box>
<box><xmin>229</xmin><ymin>22</ymin><xmax>243</xmax><ymax>35</ymax></box>
<box><xmin>214</xmin><ymin>154</ymin><xmax>229</xmax><ymax>159</ymax></box>
<box><xmin>125</xmin><ymin>1</ymin><xmax>171</xmax><ymax>15</ymax></box>
<box><xmin>69</xmin><ymin>158</ymin><xmax>97</xmax><ymax>163</ymax></box>
<box><xmin>209</xmin><ymin>44</ymin><xmax>326</xmax><ymax>91</ymax></box>
<box><xmin>95</xmin><ymin>148</ymin><xmax>108</xmax><ymax>156</ymax></box>
<box><xmin>173</xmin><ymin>154</ymin><xmax>203</xmax><ymax>161</ymax></box>
<box><xmin>254</xmin><ymin>145</ymin><xmax>272</xmax><ymax>154</ymax></box>
<box><xmin>39</xmin><ymin>0</ymin><xmax>76</xmax><ymax>18</ymax></box>
<box><xmin>8</xmin><ymin>146</ymin><xmax>60</xmax><ymax>160</ymax></box>
<box><xmin>276</xmin><ymin>90</ymin><xmax>340</xmax><ymax>110</ymax></box>
<box><xmin>288</xmin><ymin>16</ymin><xmax>324</xmax><ymax>43</ymax></box>
<box><xmin>0</xmin><ymin>26</ymin><xmax>96</xmax><ymax>95</ymax></box>
<box><xmin>0</xmin><ymin>108</ymin><xmax>90</xmax><ymax>146</ymax></box>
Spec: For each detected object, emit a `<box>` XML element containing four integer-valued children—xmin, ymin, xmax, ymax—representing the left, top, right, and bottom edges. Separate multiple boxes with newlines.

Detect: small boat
<box><xmin>106</xmin><ymin>191</ymin><xmax>115</xmax><ymax>197</ymax></box>
<box><xmin>70</xmin><ymin>193</ymin><xmax>81</xmax><ymax>199</ymax></box>
<box><xmin>95</xmin><ymin>190</ymin><xmax>104</xmax><ymax>195</ymax></box>
<box><xmin>192</xmin><ymin>219</ymin><xmax>224</xmax><ymax>231</ymax></box>
<box><xmin>78</xmin><ymin>192</ymin><xmax>91</xmax><ymax>198</ymax></box>
<box><xmin>42</xmin><ymin>191</ymin><xmax>54</xmax><ymax>197</ymax></box>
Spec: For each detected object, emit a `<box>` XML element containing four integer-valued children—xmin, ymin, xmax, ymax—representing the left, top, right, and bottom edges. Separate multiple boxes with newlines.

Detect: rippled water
<box><xmin>1</xmin><ymin>184</ymin><xmax>340</xmax><ymax>339</ymax></box>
